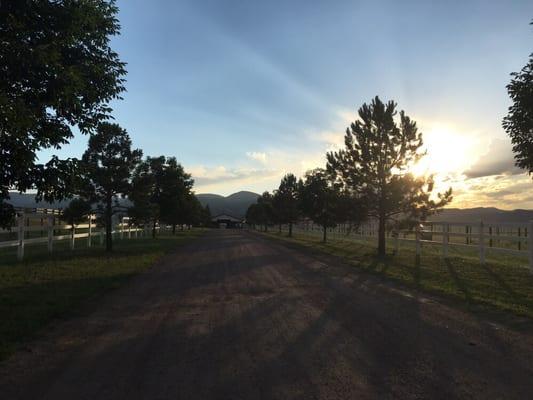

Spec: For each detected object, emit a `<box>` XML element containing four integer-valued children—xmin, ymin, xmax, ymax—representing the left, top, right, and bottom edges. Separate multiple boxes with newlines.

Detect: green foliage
<box><xmin>0</xmin><ymin>0</ymin><xmax>126</xmax><ymax>227</ymax></box>
<box><xmin>246</xmin><ymin>192</ymin><xmax>274</xmax><ymax>230</ymax></box>
<box><xmin>181</xmin><ymin>194</ymin><xmax>205</xmax><ymax>227</ymax></box>
<box><xmin>202</xmin><ymin>205</ymin><xmax>213</xmax><ymax>226</ymax></box>
<box><xmin>79</xmin><ymin>122</ymin><xmax>142</xmax><ymax>250</ymax></box>
<box><xmin>327</xmin><ymin>96</ymin><xmax>452</xmax><ymax>255</ymax></box>
<box><xmin>159</xmin><ymin>159</ymin><xmax>194</xmax><ymax>229</ymax></box>
<box><xmin>129</xmin><ymin>156</ymin><xmax>195</xmax><ymax>235</ymax></box>
<box><xmin>503</xmin><ymin>20</ymin><xmax>533</xmax><ymax>174</ymax></box>
<box><xmin>272</xmin><ymin>174</ymin><xmax>300</xmax><ymax>236</ymax></box>
<box><xmin>299</xmin><ymin>169</ymin><xmax>342</xmax><ymax>241</ymax></box>
<box><xmin>62</xmin><ymin>198</ymin><xmax>92</xmax><ymax>228</ymax></box>
<box><xmin>129</xmin><ymin>160</ymin><xmax>160</xmax><ymax>227</ymax></box>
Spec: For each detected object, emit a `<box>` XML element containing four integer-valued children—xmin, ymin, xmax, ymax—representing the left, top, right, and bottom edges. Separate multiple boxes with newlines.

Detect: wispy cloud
<box><xmin>464</xmin><ymin>138</ymin><xmax>521</xmax><ymax>179</ymax></box>
<box><xmin>246</xmin><ymin>151</ymin><xmax>267</xmax><ymax>164</ymax></box>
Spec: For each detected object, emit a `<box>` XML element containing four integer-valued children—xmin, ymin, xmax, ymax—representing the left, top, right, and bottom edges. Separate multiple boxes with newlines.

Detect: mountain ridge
<box><xmin>7</xmin><ymin>192</ymin><xmax>533</xmax><ymax>224</ymax></box>
<box><xmin>196</xmin><ymin>191</ymin><xmax>260</xmax><ymax>218</ymax></box>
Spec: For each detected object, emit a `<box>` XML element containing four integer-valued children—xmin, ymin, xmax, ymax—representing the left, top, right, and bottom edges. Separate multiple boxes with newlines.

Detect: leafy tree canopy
<box><xmin>79</xmin><ymin>122</ymin><xmax>142</xmax><ymax>250</ymax></box>
<box><xmin>246</xmin><ymin>192</ymin><xmax>274</xmax><ymax>231</ymax></box>
<box><xmin>272</xmin><ymin>173</ymin><xmax>300</xmax><ymax>236</ymax></box>
<box><xmin>130</xmin><ymin>156</ymin><xmax>194</xmax><ymax>235</ymax></box>
<box><xmin>0</xmin><ymin>0</ymin><xmax>126</xmax><ymax>227</ymax></box>
<box><xmin>503</xmin><ymin>20</ymin><xmax>533</xmax><ymax>174</ymax></box>
<box><xmin>299</xmin><ymin>168</ymin><xmax>341</xmax><ymax>241</ymax></box>
<box><xmin>62</xmin><ymin>198</ymin><xmax>92</xmax><ymax>228</ymax></box>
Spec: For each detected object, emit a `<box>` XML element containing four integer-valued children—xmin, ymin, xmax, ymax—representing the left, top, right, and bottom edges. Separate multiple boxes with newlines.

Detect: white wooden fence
<box><xmin>393</xmin><ymin>221</ymin><xmax>533</xmax><ymax>271</ymax></box>
<box><xmin>0</xmin><ymin>210</ymin><xmax>149</xmax><ymax>261</ymax></box>
<box><xmin>273</xmin><ymin>220</ymin><xmax>533</xmax><ymax>272</ymax></box>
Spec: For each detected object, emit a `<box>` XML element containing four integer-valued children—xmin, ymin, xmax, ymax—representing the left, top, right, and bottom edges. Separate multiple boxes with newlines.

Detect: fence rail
<box><xmin>0</xmin><ymin>210</ymin><xmax>150</xmax><ymax>261</ymax></box>
<box><xmin>267</xmin><ymin>220</ymin><xmax>533</xmax><ymax>272</ymax></box>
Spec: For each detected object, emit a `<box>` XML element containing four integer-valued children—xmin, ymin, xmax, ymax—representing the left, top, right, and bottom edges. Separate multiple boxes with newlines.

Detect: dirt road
<box><xmin>1</xmin><ymin>230</ymin><xmax>533</xmax><ymax>399</ymax></box>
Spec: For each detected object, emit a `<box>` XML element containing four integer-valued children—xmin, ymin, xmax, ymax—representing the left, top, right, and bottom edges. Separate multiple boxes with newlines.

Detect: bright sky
<box><xmin>38</xmin><ymin>0</ymin><xmax>533</xmax><ymax>209</ymax></box>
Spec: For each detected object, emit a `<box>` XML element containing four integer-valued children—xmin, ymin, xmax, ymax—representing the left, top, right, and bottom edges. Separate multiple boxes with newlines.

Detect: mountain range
<box><xmin>6</xmin><ymin>191</ymin><xmax>533</xmax><ymax>223</ymax></box>
<box><xmin>196</xmin><ymin>191</ymin><xmax>259</xmax><ymax>218</ymax></box>
<box><xmin>6</xmin><ymin>191</ymin><xmax>260</xmax><ymax>219</ymax></box>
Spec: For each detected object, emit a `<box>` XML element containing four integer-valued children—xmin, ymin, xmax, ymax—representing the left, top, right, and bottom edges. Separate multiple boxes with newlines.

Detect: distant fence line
<box><xmin>266</xmin><ymin>220</ymin><xmax>533</xmax><ymax>272</ymax></box>
<box><xmin>0</xmin><ymin>209</ymin><xmax>153</xmax><ymax>261</ymax></box>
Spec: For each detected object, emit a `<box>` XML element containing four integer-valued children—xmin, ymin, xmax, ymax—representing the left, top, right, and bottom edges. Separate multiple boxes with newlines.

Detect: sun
<box><xmin>409</xmin><ymin>125</ymin><xmax>473</xmax><ymax>178</ymax></box>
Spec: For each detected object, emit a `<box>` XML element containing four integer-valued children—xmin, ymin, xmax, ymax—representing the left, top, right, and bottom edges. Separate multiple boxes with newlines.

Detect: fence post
<box><xmin>87</xmin><ymin>215</ymin><xmax>92</xmax><ymax>248</ymax></box>
<box><xmin>17</xmin><ymin>212</ymin><xmax>25</xmax><ymax>261</ymax></box>
<box><xmin>47</xmin><ymin>215</ymin><xmax>53</xmax><ymax>253</ymax></box>
<box><xmin>128</xmin><ymin>222</ymin><xmax>131</xmax><ymax>239</ymax></box>
<box><xmin>415</xmin><ymin>224</ymin><xmax>421</xmax><ymax>257</ymax></box>
<box><xmin>443</xmin><ymin>222</ymin><xmax>449</xmax><ymax>259</ymax></box>
<box><xmin>70</xmin><ymin>225</ymin><xmax>75</xmax><ymax>250</ymax></box>
<box><xmin>479</xmin><ymin>221</ymin><xmax>485</xmax><ymax>265</ymax></box>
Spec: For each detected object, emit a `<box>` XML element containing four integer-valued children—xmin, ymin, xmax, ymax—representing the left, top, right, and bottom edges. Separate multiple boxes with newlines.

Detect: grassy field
<box><xmin>0</xmin><ymin>230</ymin><xmax>205</xmax><ymax>361</ymax></box>
<box><xmin>260</xmin><ymin>229</ymin><xmax>533</xmax><ymax>323</ymax></box>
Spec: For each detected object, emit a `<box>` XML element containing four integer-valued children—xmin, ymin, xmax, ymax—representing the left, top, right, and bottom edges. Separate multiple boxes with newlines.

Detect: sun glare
<box><xmin>409</xmin><ymin>125</ymin><xmax>473</xmax><ymax>178</ymax></box>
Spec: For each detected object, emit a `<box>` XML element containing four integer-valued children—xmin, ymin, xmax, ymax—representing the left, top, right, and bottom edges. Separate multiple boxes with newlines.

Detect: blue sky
<box><xmin>39</xmin><ymin>0</ymin><xmax>533</xmax><ymax>208</ymax></box>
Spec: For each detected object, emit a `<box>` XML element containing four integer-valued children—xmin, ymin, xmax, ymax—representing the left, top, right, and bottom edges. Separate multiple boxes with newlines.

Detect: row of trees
<box><xmin>246</xmin><ymin>97</ymin><xmax>453</xmax><ymax>256</ymax></box>
<box><xmin>246</xmin><ymin>170</ymin><xmax>365</xmax><ymax>243</ymax></box>
<box><xmin>1</xmin><ymin>2</ymin><xmax>210</xmax><ymax>252</ymax></box>
<box><xmin>57</xmin><ymin>122</ymin><xmax>212</xmax><ymax>251</ymax></box>
<box><xmin>247</xmin><ymin>19</ymin><xmax>533</xmax><ymax>258</ymax></box>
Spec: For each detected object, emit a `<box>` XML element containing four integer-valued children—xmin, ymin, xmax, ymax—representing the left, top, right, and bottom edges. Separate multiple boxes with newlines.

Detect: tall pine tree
<box><xmin>327</xmin><ymin>96</ymin><xmax>452</xmax><ymax>256</ymax></box>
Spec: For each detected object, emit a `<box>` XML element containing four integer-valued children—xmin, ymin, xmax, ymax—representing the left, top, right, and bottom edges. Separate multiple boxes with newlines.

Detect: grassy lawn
<box><xmin>260</xmin><ymin>230</ymin><xmax>533</xmax><ymax>323</ymax></box>
<box><xmin>0</xmin><ymin>229</ymin><xmax>205</xmax><ymax>361</ymax></box>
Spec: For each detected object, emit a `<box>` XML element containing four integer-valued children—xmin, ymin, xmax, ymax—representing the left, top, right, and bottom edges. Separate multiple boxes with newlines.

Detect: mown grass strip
<box><xmin>260</xmin><ymin>230</ymin><xmax>533</xmax><ymax>323</ymax></box>
<box><xmin>0</xmin><ymin>230</ymin><xmax>205</xmax><ymax>361</ymax></box>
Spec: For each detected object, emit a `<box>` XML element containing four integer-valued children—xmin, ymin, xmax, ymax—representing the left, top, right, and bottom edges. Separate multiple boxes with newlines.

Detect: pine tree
<box><xmin>327</xmin><ymin>96</ymin><xmax>452</xmax><ymax>256</ymax></box>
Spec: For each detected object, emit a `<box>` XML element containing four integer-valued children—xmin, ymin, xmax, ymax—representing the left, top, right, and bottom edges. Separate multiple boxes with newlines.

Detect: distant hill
<box><xmin>196</xmin><ymin>191</ymin><xmax>260</xmax><ymax>218</ymax></box>
<box><xmin>6</xmin><ymin>191</ymin><xmax>260</xmax><ymax>218</ymax></box>
<box><xmin>429</xmin><ymin>207</ymin><xmax>533</xmax><ymax>224</ymax></box>
<box><xmin>5</xmin><ymin>192</ymin><xmax>133</xmax><ymax>210</ymax></box>
<box><xmin>7</xmin><ymin>192</ymin><xmax>533</xmax><ymax>224</ymax></box>
<box><xmin>6</xmin><ymin>192</ymin><xmax>71</xmax><ymax>209</ymax></box>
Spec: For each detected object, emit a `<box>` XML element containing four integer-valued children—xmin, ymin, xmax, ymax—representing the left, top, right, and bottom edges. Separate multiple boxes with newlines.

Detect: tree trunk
<box><xmin>105</xmin><ymin>195</ymin><xmax>113</xmax><ymax>252</ymax></box>
<box><xmin>288</xmin><ymin>222</ymin><xmax>293</xmax><ymax>237</ymax></box>
<box><xmin>323</xmin><ymin>225</ymin><xmax>327</xmax><ymax>242</ymax></box>
<box><xmin>378</xmin><ymin>213</ymin><xmax>386</xmax><ymax>257</ymax></box>
<box><xmin>279</xmin><ymin>223</ymin><xmax>282</xmax><ymax>233</ymax></box>
<box><xmin>264</xmin><ymin>223</ymin><xmax>268</xmax><ymax>232</ymax></box>
<box><xmin>152</xmin><ymin>219</ymin><xmax>157</xmax><ymax>238</ymax></box>
<box><xmin>172</xmin><ymin>224</ymin><xmax>176</xmax><ymax>235</ymax></box>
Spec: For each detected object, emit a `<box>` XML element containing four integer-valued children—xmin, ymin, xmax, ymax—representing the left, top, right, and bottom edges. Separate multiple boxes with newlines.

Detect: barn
<box><xmin>212</xmin><ymin>214</ymin><xmax>243</xmax><ymax>229</ymax></box>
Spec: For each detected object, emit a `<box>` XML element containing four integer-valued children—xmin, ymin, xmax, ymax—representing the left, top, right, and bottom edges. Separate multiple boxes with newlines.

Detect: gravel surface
<box><xmin>1</xmin><ymin>229</ymin><xmax>533</xmax><ymax>399</ymax></box>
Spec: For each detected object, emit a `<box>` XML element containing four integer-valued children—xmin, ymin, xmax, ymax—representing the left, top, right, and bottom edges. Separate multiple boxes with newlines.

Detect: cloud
<box><xmin>188</xmin><ymin>165</ymin><xmax>277</xmax><ymax>186</ymax></box>
<box><xmin>246</xmin><ymin>151</ymin><xmax>267</xmax><ymax>163</ymax></box>
<box><xmin>464</xmin><ymin>138</ymin><xmax>522</xmax><ymax>179</ymax></box>
<box><xmin>445</xmin><ymin>173</ymin><xmax>533</xmax><ymax>209</ymax></box>
<box><xmin>310</xmin><ymin>109</ymin><xmax>354</xmax><ymax>152</ymax></box>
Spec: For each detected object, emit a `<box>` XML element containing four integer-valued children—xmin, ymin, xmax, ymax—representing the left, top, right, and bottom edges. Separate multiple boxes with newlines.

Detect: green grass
<box><xmin>260</xmin><ymin>230</ymin><xmax>533</xmax><ymax>324</ymax></box>
<box><xmin>0</xmin><ymin>229</ymin><xmax>205</xmax><ymax>361</ymax></box>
